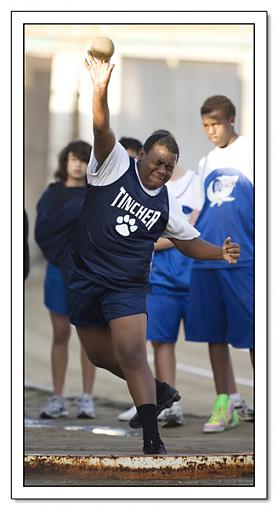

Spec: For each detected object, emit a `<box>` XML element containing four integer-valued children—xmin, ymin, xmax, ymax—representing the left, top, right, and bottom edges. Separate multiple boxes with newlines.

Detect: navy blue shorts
<box><xmin>68</xmin><ymin>274</ymin><xmax>147</xmax><ymax>327</ymax></box>
<box><xmin>186</xmin><ymin>267</ymin><xmax>254</xmax><ymax>349</ymax></box>
<box><xmin>44</xmin><ymin>262</ymin><xmax>70</xmax><ymax>316</ymax></box>
<box><xmin>147</xmin><ymin>293</ymin><xmax>188</xmax><ymax>344</ymax></box>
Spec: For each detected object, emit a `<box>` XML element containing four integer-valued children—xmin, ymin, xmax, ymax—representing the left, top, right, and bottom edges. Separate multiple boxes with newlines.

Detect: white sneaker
<box><xmin>76</xmin><ymin>394</ymin><xmax>96</xmax><ymax>418</ymax></box>
<box><xmin>118</xmin><ymin>404</ymin><xmax>180</xmax><ymax>422</ymax></box>
<box><xmin>234</xmin><ymin>398</ymin><xmax>254</xmax><ymax>421</ymax></box>
<box><xmin>157</xmin><ymin>408</ymin><xmax>167</xmax><ymax>420</ymax></box>
<box><xmin>118</xmin><ymin>405</ymin><xmax>136</xmax><ymax>421</ymax></box>
<box><xmin>40</xmin><ymin>395</ymin><xmax>68</xmax><ymax>419</ymax></box>
<box><xmin>161</xmin><ymin>401</ymin><xmax>185</xmax><ymax>427</ymax></box>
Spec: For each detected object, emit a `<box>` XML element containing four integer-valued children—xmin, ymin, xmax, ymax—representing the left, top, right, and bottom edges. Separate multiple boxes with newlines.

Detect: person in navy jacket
<box><xmin>35</xmin><ymin>140</ymin><xmax>97</xmax><ymax>420</ymax></box>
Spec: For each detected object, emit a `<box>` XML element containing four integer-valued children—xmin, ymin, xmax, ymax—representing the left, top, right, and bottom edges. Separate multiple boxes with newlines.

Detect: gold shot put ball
<box><xmin>90</xmin><ymin>36</ymin><xmax>115</xmax><ymax>61</ymax></box>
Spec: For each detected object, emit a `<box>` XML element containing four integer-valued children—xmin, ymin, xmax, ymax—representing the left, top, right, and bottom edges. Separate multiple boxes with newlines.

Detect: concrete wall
<box><xmin>25</xmin><ymin>56</ymin><xmax>51</xmax><ymax>262</ymax></box>
<box><xmin>24</xmin><ymin>25</ymin><xmax>252</xmax><ymax>266</ymax></box>
<box><xmin>118</xmin><ymin>57</ymin><xmax>241</xmax><ymax>170</ymax></box>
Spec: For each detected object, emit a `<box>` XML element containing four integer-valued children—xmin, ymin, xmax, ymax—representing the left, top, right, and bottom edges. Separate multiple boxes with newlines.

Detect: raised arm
<box><xmin>171</xmin><ymin>236</ymin><xmax>240</xmax><ymax>264</ymax></box>
<box><xmin>84</xmin><ymin>53</ymin><xmax>116</xmax><ymax>165</ymax></box>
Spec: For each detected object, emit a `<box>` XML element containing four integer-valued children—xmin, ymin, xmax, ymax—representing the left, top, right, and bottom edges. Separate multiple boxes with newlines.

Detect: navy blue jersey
<box><xmin>35</xmin><ymin>182</ymin><xmax>86</xmax><ymax>278</ymax></box>
<box><xmin>69</xmin><ymin>142</ymin><xmax>199</xmax><ymax>292</ymax></box>
<box><xmin>69</xmin><ymin>159</ymin><xmax>170</xmax><ymax>292</ymax></box>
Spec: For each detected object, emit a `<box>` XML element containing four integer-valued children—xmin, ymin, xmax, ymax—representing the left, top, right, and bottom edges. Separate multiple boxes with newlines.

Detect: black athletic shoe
<box><xmin>129</xmin><ymin>382</ymin><xmax>181</xmax><ymax>429</ymax></box>
<box><xmin>143</xmin><ymin>438</ymin><xmax>167</xmax><ymax>455</ymax></box>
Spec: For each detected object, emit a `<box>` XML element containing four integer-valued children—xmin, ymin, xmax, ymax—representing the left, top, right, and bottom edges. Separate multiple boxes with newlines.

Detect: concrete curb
<box><xmin>25</xmin><ymin>453</ymin><xmax>254</xmax><ymax>480</ymax></box>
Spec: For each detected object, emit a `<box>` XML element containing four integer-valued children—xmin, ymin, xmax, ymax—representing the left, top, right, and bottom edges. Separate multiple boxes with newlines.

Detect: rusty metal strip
<box><xmin>25</xmin><ymin>454</ymin><xmax>254</xmax><ymax>480</ymax></box>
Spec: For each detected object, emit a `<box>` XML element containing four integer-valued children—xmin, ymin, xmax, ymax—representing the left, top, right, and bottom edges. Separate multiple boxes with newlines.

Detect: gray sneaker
<box><xmin>162</xmin><ymin>402</ymin><xmax>185</xmax><ymax>427</ymax></box>
<box><xmin>76</xmin><ymin>394</ymin><xmax>96</xmax><ymax>419</ymax></box>
<box><xmin>40</xmin><ymin>395</ymin><xmax>68</xmax><ymax>419</ymax></box>
<box><xmin>234</xmin><ymin>398</ymin><xmax>254</xmax><ymax>421</ymax></box>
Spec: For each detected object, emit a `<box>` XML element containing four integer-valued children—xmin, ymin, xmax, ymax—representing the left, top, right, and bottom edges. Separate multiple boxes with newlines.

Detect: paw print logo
<box><xmin>115</xmin><ymin>215</ymin><xmax>138</xmax><ymax>237</ymax></box>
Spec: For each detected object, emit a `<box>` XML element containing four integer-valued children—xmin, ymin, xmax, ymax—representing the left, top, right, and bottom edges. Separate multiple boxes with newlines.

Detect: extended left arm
<box><xmin>171</xmin><ymin>236</ymin><xmax>240</xmax><ymax>264</ymax></box>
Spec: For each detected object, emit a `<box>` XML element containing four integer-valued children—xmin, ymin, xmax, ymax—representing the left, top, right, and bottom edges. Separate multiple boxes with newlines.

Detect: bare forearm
<box><xmin>84</xmin><ymin>57</ymin><xmax>115</xmax><ymax>163</ymax></box>
<box><xmin>92</xmin><ymin>86</ymin><xmax>115</xmax><ymax>163</ymax></box>
<box><xmin>93</xmin><ymin>86</ymin><xmax>110</xmax><ymax>136</ymax></box>
<box><xmin>172</xmin><ymin>237</ymin><xmax>223</xmax><ymax>260</ymax></box>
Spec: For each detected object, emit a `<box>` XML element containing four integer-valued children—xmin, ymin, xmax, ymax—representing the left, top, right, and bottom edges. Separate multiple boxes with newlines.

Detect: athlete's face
<box><xmin>202</xmin><ymin>110</ymin><xmax>235</xmax><ymax>148</ymax></box>
<box><xmin>66</xmin><ymin>152</ymin><xmax>87</xmax><ymax>182</ymax></box>
<box><xmin>138</xmin><ymin>144</ymin><xmax>177</xmax><ymax>190</ymax></box>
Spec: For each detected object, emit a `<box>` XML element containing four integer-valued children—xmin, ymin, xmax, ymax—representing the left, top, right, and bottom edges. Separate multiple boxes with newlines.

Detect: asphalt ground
<box><xmin>24</xmin><ymin>263</ymin><xmax>254</xmax><ymax>487</ymax></box>
<box><xmin>24</xmin><ymin>387</ymin><xmax>254</xmax><ymax>487</ymax></box>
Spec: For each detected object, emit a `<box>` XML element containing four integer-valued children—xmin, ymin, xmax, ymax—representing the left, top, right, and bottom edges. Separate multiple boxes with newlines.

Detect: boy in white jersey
<box><xmin>68</xmin><ymin>58</ymin><xmax>240</xmax><ymax>455</ymax></box>
<box><xmin>186</xmin><ymin>95</ymin><xmax>254</xmax><ymax>432</ymax></box>
<box><xmin>119</xmin><ymin>137</ymin><xmax>143</xmax><ymax>159</ymax></box>
<box><xmin>118</xmin><ymin>131</ymin><xmax>202</xmax><ymax>428</ymax></box>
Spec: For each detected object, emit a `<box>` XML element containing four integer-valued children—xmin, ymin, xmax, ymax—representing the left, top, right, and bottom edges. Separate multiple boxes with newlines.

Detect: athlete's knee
<box><xmin>115</xmin><ymin>342</ymin><xmax>146</xmax><ymax>370</ymax></box>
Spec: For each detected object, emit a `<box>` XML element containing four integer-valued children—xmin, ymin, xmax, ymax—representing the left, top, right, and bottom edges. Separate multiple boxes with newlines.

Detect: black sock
<box><xmin>136</xmin><ymin>404</ymin><xmax>160</xmax><ymax>441</ymax></box>
<box><xmin>155</xmin><ymin>379</ymin><xmax>166</xmax><ymax>400</ymax></box>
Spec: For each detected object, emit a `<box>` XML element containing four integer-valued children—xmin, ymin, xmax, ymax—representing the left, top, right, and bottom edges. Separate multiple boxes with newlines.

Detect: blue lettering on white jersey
<box><xmin>194</xmin><ymin>168</ymin><xmax>254</xmax><ymax>268</ymax></box>
<box><xmin>182</xmin><ymin>205</ymin><xmax>193</xmax><ymax>215</ymax></box>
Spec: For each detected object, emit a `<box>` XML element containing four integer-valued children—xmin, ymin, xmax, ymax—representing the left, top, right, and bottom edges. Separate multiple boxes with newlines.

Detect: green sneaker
<box><xmin>203</xmin><ymin>394</ymin><xmax>239</xmax><ymax>433</ymax></box>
